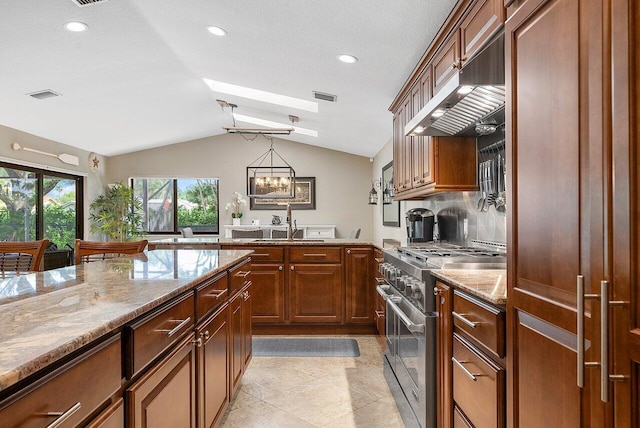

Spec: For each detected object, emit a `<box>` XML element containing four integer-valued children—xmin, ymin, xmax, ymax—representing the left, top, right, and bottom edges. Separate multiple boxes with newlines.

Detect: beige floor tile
<box><xmin>220</xmin><ymin>335</ymin><xmax>401</xmax><ymax>428</ymax></box>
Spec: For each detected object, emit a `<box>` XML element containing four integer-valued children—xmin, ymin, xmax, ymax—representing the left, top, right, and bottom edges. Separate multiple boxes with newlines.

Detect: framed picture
<box><xmin>382</xmin><ymin>162</ymin><xmax>400</xmax><ymax>227</ymax></box>
<box><xmin>250</xmin><ymin>177</ymin><xmax>316</xmax><ymax>210</ymax></box>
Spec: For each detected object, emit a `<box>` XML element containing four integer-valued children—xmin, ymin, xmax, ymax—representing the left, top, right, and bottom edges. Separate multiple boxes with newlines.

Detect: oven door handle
<box><xmin>376</xmin><ymin>284</ymin><xmax>391</xmax><ymax>300</ymax></box>
<box><xmin>387</xmin><ymin>297</ymin><xmax>425</xmax><ymax>334</ymax></box>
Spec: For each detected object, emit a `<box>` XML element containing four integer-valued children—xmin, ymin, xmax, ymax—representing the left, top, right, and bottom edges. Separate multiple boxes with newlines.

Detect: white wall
<box><xmin>0</xmin><ymin>124</ymin><xmax>108</xmax><ymax>239</ymax></box>
<box><xmin>106</xmin><ymin>133</ymin><xmax>374</xmax><ymax>239</ymax></box>
<box><xmin>372</xmin><ymin>138</ymin><xmax>406</xmax><ymax>247</ymax></box>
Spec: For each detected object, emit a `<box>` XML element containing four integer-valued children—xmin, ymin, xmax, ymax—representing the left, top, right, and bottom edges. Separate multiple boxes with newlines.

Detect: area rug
<box><xmin>252</xmin><ymin>338</ymin><xmax>360</xmax><ymax>357</ymax></box>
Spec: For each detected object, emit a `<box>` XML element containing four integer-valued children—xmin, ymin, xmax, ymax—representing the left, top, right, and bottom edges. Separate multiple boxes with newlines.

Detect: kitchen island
<box><xmin>0</xmin><ymin>248</ymin><xmax>253</xmax><ymax>427</ymax></box>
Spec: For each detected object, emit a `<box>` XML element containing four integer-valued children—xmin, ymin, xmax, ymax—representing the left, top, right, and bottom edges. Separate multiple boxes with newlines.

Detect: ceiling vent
<box><xmin>71</xmin><ymin>0</ymin><xmax>109</xmax><ymax>7</ymax></box>
<box><xmin>27</xmin><ymin>90</ymin><xmax>61</xmax><ymax>100</ymax></box>
<box><xmin>313</xmin><ymin>91</ymin><xmax>337</xmax><ymax>103</ymax></box>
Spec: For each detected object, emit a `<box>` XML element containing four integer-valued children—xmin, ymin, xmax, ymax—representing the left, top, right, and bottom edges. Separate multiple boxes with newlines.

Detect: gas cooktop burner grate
<box><xmin>397</xmin><ymin>245</ymin><xmax>505</xmax><ymax>261</ymax></box>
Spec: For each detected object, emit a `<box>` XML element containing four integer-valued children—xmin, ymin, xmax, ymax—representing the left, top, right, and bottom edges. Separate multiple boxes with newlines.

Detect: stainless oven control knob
<box><xmin>398</xmin><ymin>275</ymin><xmax>408</xmax><ymax>291</ymax></box>
<box><xmin>405</xmin><ymin>281</ymin><xmax>413</xmax><ymax>295</ymax></box>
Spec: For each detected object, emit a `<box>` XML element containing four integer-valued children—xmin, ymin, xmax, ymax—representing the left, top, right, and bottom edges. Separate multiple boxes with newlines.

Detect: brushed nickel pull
<box><xmin>252</xmin><ymin>253</ymin><xmax>270</xmax><ymax>257</ymax></box>
<box><xmin>452</xmin><ymin>311</ymin><xmax>478</xmax><ymax>328</ymax></box>
<box><xmin>193</xmin><ymin>337</ymin><xmax>203</xmax><ymax>348</ymax></box>
<box><xmin>433</xmin><ymin>287</ymin><xmax>440</xmax><ymax>296</ymax></box>
<box><xmin>46</xmin><ymin>402</ymin><xmax>81</xmax><ymax>428</ymax></box>
<box><xmin>577</xmin><ymin>275</ymin><xmax>600</xmax><ymax>388</ymax></box>
<box><xmin>201</xmin><ymin>330</ymin><xmax>210</xmax><ymax>340</ymax></box>
<box><xmin>234</xmin><ymin>271</ymin><xmax>250</xmax><ymax>278</ymax></box>
<box><xmin>347</xmin><ymin>249</ymin><xmax>352</xmax><ymax>254</ymax></box>
<box><xmin>290</xmin><ymin>265</ymin><xmax>295</xmax><ymax>270</ymax></box>
<box><xmin>452</xmin><ymin>357</ymin><xmax>481</xmax><ymax>381</ymax></box>
<box><xmin>303</xmin><ymin>253</ymin><xmax>327</xmax><ymax>257</ymax></box>
<box><xmin>156</xmin><ymin>317</ymin><xmax>191</xmax><ymax>337</ymax></box>
<box><xmin>601</xmin><ymin>280</ymin><xmax>609</xmax><ymax>402</ymax></box>
<box><xmin>279</xmin><ymin>265</ymin><xmax>283</xmax><ymax>270</ymax></box>
<box><xmin>203</xmin><ymin>289</ymin><xmax>226</xmax><ymax>299</ymax></box>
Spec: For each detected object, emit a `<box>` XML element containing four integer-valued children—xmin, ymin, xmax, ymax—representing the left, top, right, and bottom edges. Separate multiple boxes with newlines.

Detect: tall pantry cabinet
<box><xmin>505</xmin><ymin>0</ymin><xmax>638</xmax><ymax>425</ymax></box>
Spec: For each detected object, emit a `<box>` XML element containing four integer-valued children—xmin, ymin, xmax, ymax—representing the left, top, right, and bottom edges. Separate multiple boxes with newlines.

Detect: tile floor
<box><xmin>219</xmin><ymin>335</ymin><xmax>405</xmax><ymax>428</ymax></box>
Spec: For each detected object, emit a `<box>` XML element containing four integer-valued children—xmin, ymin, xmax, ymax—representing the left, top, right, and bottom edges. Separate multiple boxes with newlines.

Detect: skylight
<box><xmin>233</xmin><ymin>113</ymin><xmax>318</xmax><ymax>138</ymax></box>
<box><xmin>203</xmin><ymin>79</ymin><xmax>318</xmax><ymax>113</ymax></box>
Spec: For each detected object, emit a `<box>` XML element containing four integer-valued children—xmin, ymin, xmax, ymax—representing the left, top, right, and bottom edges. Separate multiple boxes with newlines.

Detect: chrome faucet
<box><xmin>286</xmin><ymin>203</ymin><xmax>298</xmax><ymax>240</ymax></box>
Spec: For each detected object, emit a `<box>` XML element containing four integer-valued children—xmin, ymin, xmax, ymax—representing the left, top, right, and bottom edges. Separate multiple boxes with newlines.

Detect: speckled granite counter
<box><xmin>431</xmin><ymin>269</ymin><xmax>507</xmax><ymax>305</ymax></box>
<box><xmin>149</xmin><ymin>237</ymin><xmax>382</xmax><ymax>249</ymax></box>
<box><xmin>0</xmin><ymin>249</ymin><xmax>252</xmax><ymax>392</ymax></box>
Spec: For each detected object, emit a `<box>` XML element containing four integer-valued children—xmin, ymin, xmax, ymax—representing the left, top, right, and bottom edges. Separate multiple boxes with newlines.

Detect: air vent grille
<box><xmin>27</xmin><ymin>90</ymin><xmax>61</xmax><ymax>100</ymax></box>
<box><xmin>313</xmin><ymin>91</ymin><xmax>337</xmax><ymax>102</ymax></box>
<box><xmin>72</xmin><ymin>0</ymin><xmax>109</xmax><ymax>7</ymax></box>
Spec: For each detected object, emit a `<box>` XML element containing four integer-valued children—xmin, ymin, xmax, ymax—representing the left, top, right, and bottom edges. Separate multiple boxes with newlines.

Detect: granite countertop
<box><xmin>0</xmin><ymin>249</ymin><xmax>252</xmax><ymax>392</ymax></box>
<box><xmin>431</xmin><ymin>269</ymin><xmax>507</xmax><ymax>305</ymax></box>
<box><xmin>149</xmin><ymin>237</ymin><xmax>379</xmax><ymax>247</ymax></box>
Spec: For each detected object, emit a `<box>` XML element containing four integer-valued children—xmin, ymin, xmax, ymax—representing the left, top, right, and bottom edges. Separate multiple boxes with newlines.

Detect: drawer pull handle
<box><xmin>234</xmin><ymin>271</ymin><xmax>251</xmax><ymax>278</ymax></box>
<box><xmin>252</xmin><ymin>253</ymin><xmax>270</xmax><ymax>257</ymax></box>
<box><xmin>452</xmin><ymin>311</ymin><xmax>479</xmax><ymax>328</ymax></box>
<box><xmin>156</xmin><ymin>317</ymin><xmax>192</xmax><ymax>337</ymax></box>
<box><xmin>193</xmin><ymin>337</ymin><xmax>203</xmax><ymax>348</ymax></box>
<box><xmin>279</xmin><ymin>265</ymin><xmax>283</xmax><ymax>271</ymax></box>
<box><xmin>203</xmin><ymin>290</ymin><xmax>226</xmax><ymax>299</ymax></box>
<box><xmin>46</xmin><ymin>402</ymin><xmax>81</xmax><ymax>428</ymax></box>
<box><xmin>452</xmin><ymin>357</ymin><xmax>481</xmax><ymax>381</ymax></box>
<box><xmin>303</xmin><ymin>253</ymin><xmax>326</xmax><ymax>257</ymax></box>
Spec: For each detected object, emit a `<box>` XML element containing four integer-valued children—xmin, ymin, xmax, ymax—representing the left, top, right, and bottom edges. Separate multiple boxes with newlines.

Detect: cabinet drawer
<box><xmin>125</xmin><ymin>293</ymin><xmax>195</xmax><ymax>379</ymax></box>
<box><xmin>195</xmin><ymin>272</ymin><xmax>228</xmax><ymax>322</ymax></box>
<box><xmin>244</xmin><ymin>246</ymin><xmax>284</xmax><ymax>262</ymax></box>
<box><xmin>452</xmin><ymin>334</ymin><xmax>505</xmax><ymax>428</ymax></box>
<box><xmin>453</xmin><ymin>290</ymin><xmax>505</xmax><ymax>358</ymax></box>
<box><xmin>229</xmin><ymin>259</ymin><xmax>252</xmax><ymax>295</ymax></box>
<box><xmin>0</xmin><ymin>335</ymin><xmax>121</xmax><ymax>428</ymax></box>
<box><xmin>289</xmin><ymin>246</ymin><xmax>341</xmax><ymax>263</ymax></box>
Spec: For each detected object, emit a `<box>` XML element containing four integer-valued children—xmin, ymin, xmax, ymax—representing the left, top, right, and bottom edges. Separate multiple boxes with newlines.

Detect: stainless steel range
<box><xmin>377</xmin><ymin>242</ymin><xmax>506</xmax><ymax>428</ymax></box>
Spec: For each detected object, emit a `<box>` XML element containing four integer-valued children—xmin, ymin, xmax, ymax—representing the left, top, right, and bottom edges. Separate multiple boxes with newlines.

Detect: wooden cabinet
<box><xmin>126</xmin><ymin>335</ymin><xmax>197</xmax><ymax>428</ymax></box>
<box><xmin>432</xmin><ymin>31</ymin><xmax>461</xmax><ymax>94</ymax></box>
<box><xmin>436</xmin><ymin>281</ymin><xmax>453</xmax><ymax>428</ymax></box>
<box><xmin>195</xmin><ymin>271</ymin><xmax>228</xmax><ymax>322</ymax></box>
<box><xmin>505</xmin><ymin>0</ymin><xmax>617</xmax><ymax>425</ymax></box>
<box><xmin>345</xmin><ymin>247</ymin><xmax>373</xmax><ymax>324</ymax></box>
<box><xmin>86</xmin><ymin>398</ymin><xmax>124</xmax><ymax>428</ymax></box>
<box><xmin>250</xmin><ymin>263</ymin><xmax>284</xmax><ymax>323</ymax></box>
<box><xmin>229</xmin><ymin>282</ymin><xmax>252</xmax><ymax>397</ymax></box>
<box><xmin>436</xmin><ymin>281</ymin><xmax>505</xmax><ymax>428</ymax></box>
<box><xmin>196</xmin><ymin>304</ymin><xmax>230</xmax><ymax>428</ymax></box>
<box><xmin>0</xmin><ymin>335</ymin><xmax>122</xmax><ymax>428</ymax></box>
<box><xmin>289</xmin><ymin>263</ymin><xmax>343</xmax><ymax>323</ymax></box>
<box><xmin>459</xmin><ymin>0</ymin><xmax>505</xmax><ymax>65</ymax></box>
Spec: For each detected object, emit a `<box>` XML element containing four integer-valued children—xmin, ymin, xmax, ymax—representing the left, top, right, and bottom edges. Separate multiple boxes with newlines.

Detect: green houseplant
<box><xmin>89</xmin><ymin>182</ymin><xmax>144</xmax><ymax>242</ymax></box>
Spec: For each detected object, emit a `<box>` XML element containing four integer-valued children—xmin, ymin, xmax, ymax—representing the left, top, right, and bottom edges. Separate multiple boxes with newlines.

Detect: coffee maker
<box><xmin>406</xmin><ymin>208</ymin><xmax>435</xmax><ymax>243</ymax></box>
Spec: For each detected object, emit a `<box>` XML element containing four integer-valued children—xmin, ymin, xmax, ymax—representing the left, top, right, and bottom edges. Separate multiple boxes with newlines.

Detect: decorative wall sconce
<box><xmin>368</xmin><ymin>180</ymin><xmax>380</xmax><ymax>205</ymax></box>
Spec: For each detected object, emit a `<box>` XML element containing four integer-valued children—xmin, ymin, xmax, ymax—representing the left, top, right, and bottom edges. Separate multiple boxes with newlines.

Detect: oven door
<box><xmin>376</xmin><ymin>285</ymin><xmax>397</xmax><ymax>365</ymax></box>
<box><xmin>386</xmin><ymin>296</ymin><xmax>435</xmax><ymax>428</ymax></box>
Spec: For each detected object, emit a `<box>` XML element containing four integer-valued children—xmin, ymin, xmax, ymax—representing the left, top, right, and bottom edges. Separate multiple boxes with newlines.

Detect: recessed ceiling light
<box><xmin>233</xmin><ymin>113</ymin><xmax>318</xmax><ymax>138</ymax></box>
<box><xmin>206</xmin><ymin>26</ymin><xmax>227</xmax><ymax>36</ymax></box>
<box><xmin>337</xmin><ymin>54</ymin><xmax>358</xmax><ymax>64</ymax></box>
<box><xmin>203</xmin><ymin>79</ymin><xmax>318</xmax><ymax>113</ymax></box>
<box><xmin>64</xmin><ymin>21</ymin><xmax>88</xmax><ymax>32</ymax></box>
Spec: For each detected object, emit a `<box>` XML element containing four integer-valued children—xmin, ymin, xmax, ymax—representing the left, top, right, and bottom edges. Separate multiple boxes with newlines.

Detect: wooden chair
<box><xmin>75</xmin><ymin>239</ymin><xmax>148</xmax><ymax>264</ymax></box>
<box><xmin>0</xmin><ymin>239</ymin><xmax>49</xmax><ymax>277</ymax></box>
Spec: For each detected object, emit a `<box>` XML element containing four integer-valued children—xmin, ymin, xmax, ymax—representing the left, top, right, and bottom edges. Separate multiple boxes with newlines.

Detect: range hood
<box><xmin>405</xmin><ymin>32</ymin><xmax>505</xmax><ymax>137</ymax></box>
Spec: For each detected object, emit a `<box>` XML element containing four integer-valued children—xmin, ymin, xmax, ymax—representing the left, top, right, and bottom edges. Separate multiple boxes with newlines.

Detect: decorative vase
<box><xmin>232</xmin><ymin>218</ymin><xmax>241</xmax><ymax>226</ymax></box>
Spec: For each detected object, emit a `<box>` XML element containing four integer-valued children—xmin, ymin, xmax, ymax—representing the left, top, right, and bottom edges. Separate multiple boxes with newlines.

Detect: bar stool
<box><xmin>75</xmin><ymin>239</ymin><xmax>148</xmax><ymax>264</ymax></box>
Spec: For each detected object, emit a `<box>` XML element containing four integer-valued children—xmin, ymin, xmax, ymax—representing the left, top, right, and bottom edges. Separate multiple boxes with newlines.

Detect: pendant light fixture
<box><xmin>246</xmin><ymin>140</ymin><xmax>296</xmax><ymax>198</ymax></box>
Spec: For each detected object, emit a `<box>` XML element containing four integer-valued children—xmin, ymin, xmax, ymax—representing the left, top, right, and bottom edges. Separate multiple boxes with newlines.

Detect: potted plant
<box><xmin>89</xmin><ymin>182</ymin><xmax>144</xmax><ymax>242</ymax></box>
<box><xmin>225</xmin><ymin>192</ymin><xmax>247</xmax><ymax>225</ymax></box>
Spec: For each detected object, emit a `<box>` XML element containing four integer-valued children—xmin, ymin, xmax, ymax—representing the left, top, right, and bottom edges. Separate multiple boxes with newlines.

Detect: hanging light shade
<box><xmin>368</xmin><ymin>184</ymin><xmax>379</xmax><ymax>205</ymax></box>
<box><xmin>247</xmin><ymin>141</ymin><xmax>296</xmax><ymax>198</ymax></box>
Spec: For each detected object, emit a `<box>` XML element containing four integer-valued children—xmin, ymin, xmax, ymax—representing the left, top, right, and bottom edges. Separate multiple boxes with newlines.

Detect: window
<box><xmin>132</xmin><ymin>178</ymin><xmax>219</xmax><ymax>234</ymax></box>
<box><xmin>0</xmin><ymin>162</ymin><xmax>83</xmax><ymax>248</ymax></box>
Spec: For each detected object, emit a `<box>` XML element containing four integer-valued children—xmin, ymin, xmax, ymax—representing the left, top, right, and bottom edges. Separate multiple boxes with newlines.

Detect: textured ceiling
<box><xmin>0</xmin><ymin>0</ymin><xmax>457</xmax><ymax>157</ymax></box>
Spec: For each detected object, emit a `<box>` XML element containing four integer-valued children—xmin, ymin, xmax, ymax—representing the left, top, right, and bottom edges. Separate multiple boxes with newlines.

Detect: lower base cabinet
<box><xmin>126</xmin><ymin>335</ymin><xmax>197</xmax><ymax>428</ymax></box>
<box><xmin>197</xmin><ymin>303</ymin><xmax>230</xmax><ymax>428</ymax></box>
<box><xmin>290</xmin><ymin>263</ymin><xmax>343</xmax><ymax>323</ymax></box>
<box><xmin>86</xmin><ymin>398</ymin><xmax>124</xmax><ymax>428</ymax></box>
<box><xmin>230</xmin><ymin>282</ymin><xmax>253</xmax><ymax>398</ymax></box>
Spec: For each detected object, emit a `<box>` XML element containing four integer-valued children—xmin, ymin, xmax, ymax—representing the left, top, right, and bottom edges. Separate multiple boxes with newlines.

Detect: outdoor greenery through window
<box><xmin>132</xmin><ymin>178</ymin><xmax>219</xmax><ymax>234</ymax></box>
<box><xmin>0</xmin><ymin>162</ymin><xmax>82</xmax><ymax>248</ymax></box>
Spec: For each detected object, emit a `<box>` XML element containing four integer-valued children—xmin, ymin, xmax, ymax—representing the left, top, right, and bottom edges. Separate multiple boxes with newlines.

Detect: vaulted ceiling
<box><xmin>0</xmin><ymin>0</ymin><xmax>457</xmax><ymax>157</ymax></box>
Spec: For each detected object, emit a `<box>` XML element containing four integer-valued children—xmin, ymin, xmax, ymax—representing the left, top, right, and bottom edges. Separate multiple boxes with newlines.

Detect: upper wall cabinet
<box><xmin>390</xmin><ymin>0</ymin><xmax>505</xmax><ymax>200</ymax></box>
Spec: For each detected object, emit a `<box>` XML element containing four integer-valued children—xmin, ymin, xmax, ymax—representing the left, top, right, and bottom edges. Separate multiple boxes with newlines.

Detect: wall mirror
<box><xmin>382</xmin><ymin>161</ymin><xmax>400</xmax><ymax>227</ymax></box>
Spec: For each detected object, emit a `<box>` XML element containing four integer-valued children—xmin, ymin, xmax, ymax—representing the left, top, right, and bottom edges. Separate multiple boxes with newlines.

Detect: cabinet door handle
<box><xmin>291</xmin><ymin>265</ymin><xmax>295</xmax><ymax>270</ymax></box>
<box><xmin>201</xmin><ymin>330</ymin><xmax>210</xmax><ymax>340</ymax></box>
<box><xmin>46</xmin><ymin>402</ymin><xmax>82</xmax><ymax>428</ymax></box>
<box><xmin>577</xmin><ymin>275</ymin><xmax>599</xmax><ymax>388</ymax></box>
<box><xmin>452</xmin><ymin>357</ymin><xmax>481</xmax><ymax>381</ymax></box>
<box><xmin>347</xmin><ymin>249</ymin><xmax>351</xmax><ymax>254</ymax></box>
<box><xmin>234</xmin><ymin>271</ymin><xmax>251</xmax><ymax>278</ymax></box>
<box><xmin>193</xmin><ymin>337</ymin><xmax>203</xmax><ymax>348</ymax></box>
<box><xmin>279</xmin><ymin>265</ymin><xmax>283</xmax><ymax>271</ymax></box>
<box><xmin>203</xmin><ymin>289</ymin><xmax>226</xmax><ymax>299</ymax></box>
<box><xmin>156</xmin><ymin>317</ymin><xmax>191</xmax><ymax>337</ymax></box>
<box><xmin>433</xmin><ymin>287</ymin><xmax>441</xmax><ymax>296</ymax></box>
<box><xmin>452</xmin><ymin>311</ymin><xmax>478</xmax><ymax>328</ymax></box>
